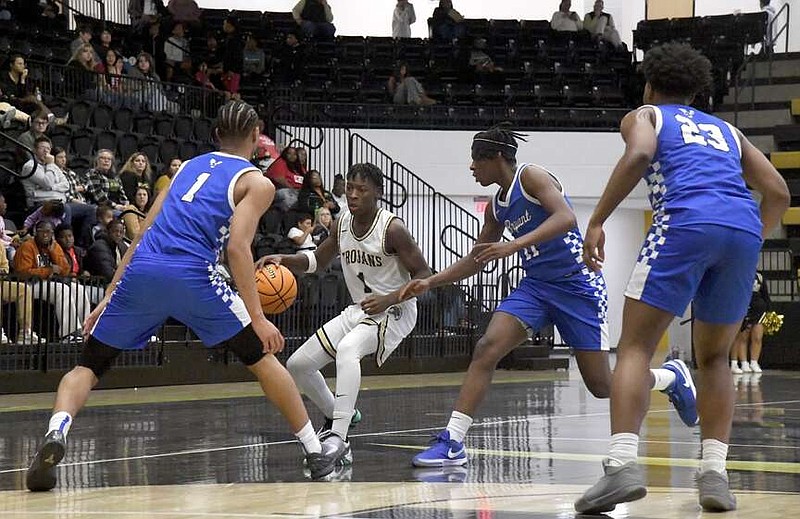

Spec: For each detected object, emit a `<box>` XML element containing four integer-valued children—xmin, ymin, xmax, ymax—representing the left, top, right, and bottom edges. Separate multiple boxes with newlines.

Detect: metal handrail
<box><xmin>0</xmin><ymin>131</ymin><xmax>36</xmax><ymax>179</ymax></box>
<box><xmin>732</xmin><ymin>52</ymin><xmax>758</xmax><ymax>127</ymax></box>
<box><xmin>768</xmin><ymin>2</ymin><xmax>790</xmax><ymax>54</ymax></box>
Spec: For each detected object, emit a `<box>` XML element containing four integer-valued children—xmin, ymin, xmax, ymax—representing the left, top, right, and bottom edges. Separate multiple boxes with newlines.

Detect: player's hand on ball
<box><xmin>255</xmin><ymin>255</ymin><xmax>282</xmax><ymax>271</ymax></box>
<box><xmin>582</xmin><ymin>223</ymin><xmax>605</xmax><ymax>272</ymax></box>
<box><xmin>361</xmin><ymin>294</ymin><xmax>393</xmax><ymax>315</ymax></box>
<box><xmin>399</xmin><ymin>279</ymin><xmax>430</xmax><ymax>300</ymax></box>
<box><xmin>253</xmin><ymin>317</ymin><xmax>285</xmax><ymax>354</ymax></box>
<box><xmin>472</xmin><ymin>242</ymin><xmax>516</xmax><ymax>264</ymax></box>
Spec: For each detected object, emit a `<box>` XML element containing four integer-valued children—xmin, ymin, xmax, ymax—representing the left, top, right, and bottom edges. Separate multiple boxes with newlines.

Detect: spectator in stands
<box><xmin>243</xmin><ymin>34</ymin><xmax>266</xmax><ymax>77</ymax></box>
<box><xmin>22</xmin><ymin>200</ymin><xmax>67</xmax><ymax>236</ymax></box>
<box><xmin>201</xmin><ymin>33</ymin><xmax>225</xmax><ymax>89</ymax></box>
<box><xmin>388</xmin><ymin>62</ymin><xmax>436</xmax><ymax>106</ymax></box>
<box><xmin>297</xmin><ymin>147</ymin><xmax>309</xmax><ymax>171</ymax></box>
<box><xmin>311</xmin><ymin>206</ymin><xmax>333</xmax><ymax>246</ymax></box>
<box><xmin>0</xmin><ymin>55</ymin><xmax>40</xmax><ymax>115</ymax></box>
<box><xmin>431</xmin><ymin>0</ymin><xmax>465</xmax><ymax>41</ymax></box>
<box><xmin>70</xmin><ymin>26</ymin><xmax>95</xmax><ymax>58</ymax></box>
<box><xmin>98</xmin><ymin>49</ymin><xmax>134</xmax><ymax>108</ymax></box>
<box><xmin>266</xmin><ymin>146</ymin><xmax>306</xmax><ymax>211</ymax></box>
<box><xmin>141</xmin><ymin>19</ymin><xmax>167</xmax><ymax>77</ymax></box>
<box><xmin>584</xmin><ymin>1</ymin><xmax>622</xmax><ymax>48</ymax></box>
<box><xmin>55</xmin><ymin>224</ymin><xmax>88</xmax><ymax>280</ymax></box>
<box><xmin>129</xmin><ymin>52</ymin><xmax>179</xmax><ymax>113</ymax></box>
<box><xmin>277</xmin><ymin>31</ymin><xmax>306</xmax><ymax>84</ymax></box>
<box><xmin>95</xmin><ymin>30</ymin><xmax>114</xmax><ymax>59</ymax></box>
<box><xmin>761</xmin><ymin>0</ymin><xmax>777</xmax><ymax>54</ymax></box>
<box><xmin>0</xmin><ymin>243</ymin><xmax>43</xmax><ymax>345</ymax></box>
<box><xmin>154</xmin><ymin>157</ymin><xmax>181</xmax><ymax>196</ymax></box>
<box><xmin>288</xmin><ymin>213</ymin><xmax>316</xmax><ymax>251</ymax></box>
<box><xmin>331</xmin><ymin>174</ymin><xmax>347</xmax><ymax>215</ymax></box>
<box><xmin>14</xmin><ymin>220</ymin><xmax>90</xmax><ymax>342</ymax></box>
<box><xmin>551</xmin><ymin>0</ymin><xmax>583</xmax><ymax>32</ymax></box>
<box><xmin>164</xmin><ymin>22</ymin><xmax>189</xmax><ymax>82</ymax></box>
<box><xmin>21</xmin><ymin>136</ymin><xmax>70</xmax><ymax>210</ymax></box>
<box><xmin>297</xmin><ymin>170</ymin><xmax>340</xmax><ymax>217</ymax></box>
<box><xmin>293</xmin><ymin>0</ymin><xmax>336</xmax><ymax>40</ymax></box>
<box><xmin>0</xmin><ymin>193</ymin><xmax>17</xmax><ymax>261</ymax></box>
<box><xmin>128</xmin><ymin>0</ymin><xmax>166</xmax><ymax>30</ymax></box>
<box><xmin>168</xmin><ymin>0</ymin><xmax>203</xmax><ymax>27</ymax></box>
<box><xmin>254</xmin><ymin>121</ymin><xmax>279</xmax><ymax>170</ymax></box>
<box><xmin>119</xmin><ymin>151</ymin><xmax>153</xmax><ymax>203</ymax></box>
<box><xmin>85</xmin><ymin>219</ymin><xmax>128</xmax><ymax>283</ymax></box>
<box><xmin>66</xmin><ymin>43</ymin><xmax>100</xmax><ymax>100</ymax></box>
<box><xmin>392</xmin><ymin>0</ymin><xmax>416</xmax><ymax>38</ymax></box>
<box><xmin>221</xmin><ymin>16</ymin><xmax>244</xmax><ymax>95</ymax></box>
<box><xmin>83</xmin><ymin>149</ymin><xmax>129</xmax><ymax>211</ymax></box>
<box><xmin>90</xmin><ymin>205</ymin><xmax>114</xmax><ymax>242</ymax></box>
<box><xmin>17</xmin><ymin>110</ymin><xmax>50</xmax><ymax>151</ymax></box>
<box><xmin>470</xmin><ymin>38</ymin><xmax>503</xmax><ymax>73</ymax></box>
<box><xmin>122</xmin><ymin>186</ymin><xmax>151</xmax><ymax>240</ymax></box>
<box><xmin>0</xmin><ymin>101</ymin><xmax>30</xmax><ymax>129</ymax></box>
<box><xmin>52</xmin><ymin>147</ymin><xmax>96</xmax><ymax>247</ymax></box>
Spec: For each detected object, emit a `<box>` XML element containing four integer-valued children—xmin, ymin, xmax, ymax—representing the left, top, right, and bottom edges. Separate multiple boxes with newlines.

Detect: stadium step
<box><xmin>742</xmin><ymin>59</ymin><xmax>800</xmax><ymax>81</ymax></box>
<box><xmin>792</xmin><ymin>98</ymin><xmax>800</xmax><ymax>117</ymax></box>
<box><xmin>727</xmin><ymin>83</ymin><xmax>800</xmax><ymax>104</ymax></box>
<box><xmin>771</xmin><ymin>151</ymin><xmax>800</xmax><ymax>170</ymax></box>
<box><xmin>716</xmin><ymin>107</ymin><xmax>793</xmax><ymax>129</ymax></box>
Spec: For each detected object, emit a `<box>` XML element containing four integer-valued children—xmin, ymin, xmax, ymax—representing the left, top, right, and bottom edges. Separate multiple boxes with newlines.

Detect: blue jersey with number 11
<box><xmin>136</xmin><ymin>152</ymin><xmax>260</xmax><ymax>265</ymax></box>
<box><xmin>645</xmin><ymin>104</ymin><xmax>761</xmax><ymax>237</ymax></box>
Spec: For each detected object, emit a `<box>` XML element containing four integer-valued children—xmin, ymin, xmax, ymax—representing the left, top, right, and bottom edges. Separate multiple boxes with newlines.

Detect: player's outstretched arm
<box><xmin>362</xmin><ymin>219</ymin><xmax>432</xmax><ymax>315</ymax></box>
<box><xmin>739</xmin><ymin>130</ymin><xmax>790</xmax><ymax>238</ymax></box>
<box><xmin>583</xmin><ymin>108</ymin><xmax>656</xmax><ymax>271</ymax></box>
<box><xmin>228</xmin><ymin>172</ymin><xmax>284</xmax><ymax>354</ymax></box>
<box><xmin>400</xmin><ymin>206</ymin><xmax>504</xmax><ymax>300</ymax></box>
<box><xmin>473</xmin><ymin>165</ymin><xmax>577</xmax><ymax>265</ymax></box>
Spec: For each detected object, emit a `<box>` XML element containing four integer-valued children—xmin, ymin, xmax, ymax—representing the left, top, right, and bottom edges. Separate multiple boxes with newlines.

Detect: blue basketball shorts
<box><xmin>496</xmin><ymin>270</ymin><xmax>609</xmax><ymax>351</ymax></box>
<box><xmin>91</xmin><ymin>257</ymin><xmax>251</xmax><ymax>350</ymax></box>
<box><xmin>625</xmin><ymin>223</ymin><xmax>762</xmax><ymax>323</ymax></box>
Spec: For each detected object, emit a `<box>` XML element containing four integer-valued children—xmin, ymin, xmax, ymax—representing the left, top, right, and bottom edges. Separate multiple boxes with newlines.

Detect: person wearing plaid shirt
<box><xmin>53</xmin><ymin>147</ymin><xmax>97</xmax><ymax>247</ymax></box>
<box><xmin>82</xmin><ymin>149</ymin><xmax>128</xmax><ymax>211</ymax></box>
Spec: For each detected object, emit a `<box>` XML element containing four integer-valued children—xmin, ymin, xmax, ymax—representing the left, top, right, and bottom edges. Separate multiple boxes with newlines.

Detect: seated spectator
<box><xmin>66</xmin><ymin>43</ymin><xmax>100</xmax><ymax>100</ymax></box>
<box><xmin>17</xmin><ymin>109</ymin><xmax>50</xmax><ymax>152</ymax></box>
<box><xmin>331</xmin><ymin>174</ymin><xmax>347</xmax><ymax>216</ymax></box>
<box><xmin>21</xmin><ymin>136</ymin><xmax>70</xmax><ymax>210</ymax></box>
<box><xmin>243</xmin><ymin>34</ymin><xmax>266</xmax><ymax>77</ymax></box>
<box><xmin>297</xmin><ymin>148</ymin><xmax>309</xmax><ymax>171</ymax></box>
<box><xmin>120</xmin><ymin>151</ymin><xmax>154</xmax><ymax>202</ymax></box>
<box><xmin>551</xmin><ymin>0</ymin><xmax>583</xmax><ymax>32</ymax></box>
<box><xmin>392</xmin><ymin>0</ymin><xmax>416</xmax><ymax>39</ymax></box>
<box><xmin>254</xmin><ymin>121</ymin><xmax>279</xmax><ymax>171</ymax></box>
<box><xmin>293</xmin><ymin>0</ymin><xmax>336</xmax><ymax>40</ymax></box>
<box><xmin>52</xmin><ymin>147</ymin><xmax>97</xmax><ymax>247</ymax></box>
<box><xmin>22</xmin><ymin>200</ymin><xmax>67</xmax><ymax>236</ymax></box>
<box><xmin>584</xmin><ymin>1</ymin><xmax>622</xmax><ymax>48</ymax></box>
<box><xmin>55</xmin><ymin>224</ymin><xmax>87</xmax><ymax>278</ymax></box>
<box><xmin>288</xmin><ymin>213</ymin><xmax>316</xmax><ymax>251</ymax></box>
<box><xmin>201</xmin><ymin>33</ymin><xmax>225</xmax><ymax>89</ymax></box>
<box><xmin>85</xmin><ymin>219</ymin><xmax>127</xmax><ymax>283</ymax></box>
<box><xmin>83</xmin><ymin>149</ymin><xmax>129</xmax><ymax>211</ymax></box>
<box><xmin>141</xmin><ymin>19</ymin><xmax>167</xmax><ymax>74</ymax></box>
<box><xmin>0</xmin><ymin>54</ymin><xmax>41</xmax><ymax>115</ymax></box>
<box><xmin>431</xmin><ymin>0</ymin><xmax>465</xmax><ymax>41</ymax></box>
<box><xmin>14</xmin><ymin>221</ymin><xmax>90</xmax><ymax>342</ymax></box>
<box><xmin>0</xmin><ymin>241</ymin><xmax>43</xmax><ymax>345</ymax></box>
<box><xmin>277</xmin><ymin>31</ymin><xmax>306</xmax><ymax>84</ymax></box>
<box><xmin>94</xmin><ymin>30</ymin><xmax>114</xmax><ymax>58</ymax></box>
<box><xmin>70</xmin><ymin>26</ymin><xmax>97</xmax><ymax>59</ymax></box>
<box><xmin>266</xmin><ymin>147</ymin><xmax>306</xmax><ymax>211</ymax></box>
<box><xmin>164</xmin><ymin>22</ymin><xmax>189</xmax><ymax>82</ymax></box>
<box><xmin>154</xmin><ymin>157</ymin><xmax>181</xmax><ymax>196</ymax></box>
<box><xmin>129</xmin><ymin>52</ymin><xmax>179</xmax><ymax>113</ymax></box>
<box><xmin>168</xmin><ymin>0</ymin><xmax>203</xmax><ymax>26</ymax></box>
<box><xmin>98</xmin><ymin>49</ymin><xmax>135</xmax><ymax>108</ymax></box>
<box><xmin>0</xmin><ymin>193</ymin><xmax>17</xmax><ymax>261</ymax></box>
<box><xmin>470</xmin><ymin>38</ymin><xmax>503</xmax><ymax>73</ymax></box>
<box><xmin>388</xmin><ymin>62</ymin><xmax>436</xmax><ymax>106</ymax></box>
<box><xmin>221</xmin><ymin>17</ymin><xmax>244</xmax><ymax>95</ymax></box>
<box><xmin>297</xmin><ymin>170</ymin><xmax>340</xmax><ymax>217</ymax></box>
<box><xmin>122</xmin><ymin>186</ymin><xmax>151</xmax><ymax>240</ymax></box>
<box><xmin>91</xmin><ymin>205</ymin><xmax>115</xmax><ymax>243</ymax></box>
<box><xmin>311</xmin><ymin>206</ymin><xmax>333</xmax><ymax>246</ymax></box>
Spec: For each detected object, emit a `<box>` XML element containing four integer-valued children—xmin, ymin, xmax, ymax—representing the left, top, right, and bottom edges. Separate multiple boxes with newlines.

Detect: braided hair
<box><xmin>472</xmin><ymin>123</ymin><xmax>528</xmax><ymax>164</ymax></box>
<box><xmin>216</xmin><ymin>100</ymin><xmax>260</xmax><ymax>141</ymax></box>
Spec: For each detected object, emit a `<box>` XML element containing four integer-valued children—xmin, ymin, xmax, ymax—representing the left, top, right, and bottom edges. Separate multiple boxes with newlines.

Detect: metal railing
<box><xmin>758</xmin><ymin>248</ymin><xmax>797</xmax><ymax>302</ymax></box>
<box><xmin>768</xmin><ymin>3</ymin><xmax>791</xmax><ymax>55</ymax></box>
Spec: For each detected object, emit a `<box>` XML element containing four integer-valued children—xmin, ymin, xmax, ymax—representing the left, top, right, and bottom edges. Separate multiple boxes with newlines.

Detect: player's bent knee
<box><xmin>226</xmin><ymin>324</ymin><xmax>267</xmax><ymax>366</ymax></box>
<box><xmin>471</xmin><ymin>336</ymin><xmax>504</xmax><ymax>369</ymax></box>
<box><xmin>78</xmin><ymin>336</ymin><xmax>123</xmax><ymax>378</ymax></box>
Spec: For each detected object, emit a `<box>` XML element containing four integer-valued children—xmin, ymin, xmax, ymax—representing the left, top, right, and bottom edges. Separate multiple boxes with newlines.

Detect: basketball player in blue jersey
<box><xmin>25</xmin><ymin>101</ymin><xmax>334</xmax><ymax>491</ymax></box>
<box><xmin>576</xmin><ymin>43</ymin><xmax>789</xmax><ymax>514</ymax></box>
<box><xmin>401</xmin><ymin>123</ymin><xmax>699</xmax><ymax>469</ymax></box>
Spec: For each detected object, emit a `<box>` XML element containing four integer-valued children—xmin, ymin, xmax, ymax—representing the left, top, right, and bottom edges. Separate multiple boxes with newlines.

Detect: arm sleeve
<box><xmin>292</xmin><ymin>0</ymin><xmax>305</xmax><ymax>20</ymax></box>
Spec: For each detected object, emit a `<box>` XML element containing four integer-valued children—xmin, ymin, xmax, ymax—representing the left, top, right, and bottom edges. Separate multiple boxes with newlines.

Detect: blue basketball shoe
<box><xmin>412</xmin><ymin>430</ymin><xmax>468</xmax><ymax>467</ymax></box>
<box><xmin>661</xmin><ymin>359</ymin><xmax>699</xmax><ymax>427</ymax></box>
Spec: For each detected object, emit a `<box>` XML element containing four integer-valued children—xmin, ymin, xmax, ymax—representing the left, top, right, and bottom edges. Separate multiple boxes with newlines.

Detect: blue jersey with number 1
<box><xmin>645</xmin><ymin>104</ymin><xmax>761</xmax><ymax>237</ymax></box>
<box><xmin>136</xmin><ymin>152</ymin><xmax>260</xmax><ymax>265</ymax></box>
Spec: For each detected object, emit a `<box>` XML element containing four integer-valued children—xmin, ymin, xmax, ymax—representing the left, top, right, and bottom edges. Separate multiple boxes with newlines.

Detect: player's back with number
<box><xmin>650</xmin><ymin>104</ymin><xmax>760</xmax><ymax>235</ymax></box>
<box><xmin>137</xmin><ymin>152</ymin><xmax>257</xmax><ymax>264</ymax></box>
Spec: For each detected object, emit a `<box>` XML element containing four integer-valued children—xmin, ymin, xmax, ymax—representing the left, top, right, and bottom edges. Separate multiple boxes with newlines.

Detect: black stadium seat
<box><xmin>91</xmin><ymin>104</ymin><xmax>113</xmax><ymax>130</ymax></box>
<box><xmin>117</xmin><ymin>133</ymin><xmax>140</xmax><ymax>160</ymax></box>
<box><xmin>113</xmin><ymin>107</ymin><xmax>134</xmax><ymax>132</ymax></box>
<box><xmin>95</xmin><ymin>130</ymin><xmax>118</xmax><ymax>154</ymax></box>
<box><xmin>174</xmin><ymin>115</ymin><xmax>194</xmax><ymax>140</ymax></box>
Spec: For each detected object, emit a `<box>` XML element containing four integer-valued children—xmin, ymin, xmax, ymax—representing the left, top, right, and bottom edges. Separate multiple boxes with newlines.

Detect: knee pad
<box><xmin>226</xmin><ymin>324</ymin><xmax>267</xmax><ymax>366</ymax></box>
<box><xmin>78</xmin><ymin>336</ymin><xmax>122</xmax><ymax>378</ymax></box>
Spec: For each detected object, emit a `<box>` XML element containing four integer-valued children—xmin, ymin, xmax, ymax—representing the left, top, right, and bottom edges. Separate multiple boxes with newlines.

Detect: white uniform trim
<box><xmin>724</xmin><ymin>121</ymin><xmax>743</xmax><ymax>159</ymax></box>
<box><xmin>640</xmin><ymin>104</ymin><xmax>663</xmax><ymax>136</ymax></box>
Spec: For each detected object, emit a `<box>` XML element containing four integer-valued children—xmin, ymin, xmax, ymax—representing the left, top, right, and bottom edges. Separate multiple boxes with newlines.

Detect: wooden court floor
<box><xmin>1</xmin><ymin>365</ymin><xmax>799</xmax><ymax>518</ymax></box>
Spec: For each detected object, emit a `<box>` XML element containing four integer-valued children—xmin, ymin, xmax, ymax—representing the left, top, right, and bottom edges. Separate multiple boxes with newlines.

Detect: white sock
<box><xmin>700</xmin><ymin>439</ymin><xmax>728</xmax><ymax>474</ymax></box>
<box><xmin>607</xmin><ymin>433</ymin><xmax>639</xmax><ymax>467</ymax></box>
<box><xmin>47</xmin><ymin>411</ymin><xmax>73</xmax><ymax>437</ymax></box>
<box><xmin>446</xmin><ymin>410</ymin><xmax>473</xmax><ymax>443</ymax></box>
<box><xmin>295</xmin><ymin>421</ymin><xmax>322</xmax><ymax>454</ymax></box>
<box><xmin>650</xmin><ymin>368</ymin><xmax>676</xmax><ymax>391</ymax></box>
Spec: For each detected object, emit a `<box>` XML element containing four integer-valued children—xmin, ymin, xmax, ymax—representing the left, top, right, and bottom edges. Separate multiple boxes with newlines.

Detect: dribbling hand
<box><xmin>254</xmin><ymin>255</ymin><xmax>281</xmax><ymax>271</ymax></box>
<box><xmin>399</xmin><ymin>279</ymin><xmax>430</xmax><ymax>301</ymax></box>
<box><xmin>582</xmin><ymin>223</ymin><xmax>605</xmax><ymax>272</ymax></box>
<box><xmin>253</xmin><ymin>316</ymin><xmax>285</xmax><ymax>354</ymax></box>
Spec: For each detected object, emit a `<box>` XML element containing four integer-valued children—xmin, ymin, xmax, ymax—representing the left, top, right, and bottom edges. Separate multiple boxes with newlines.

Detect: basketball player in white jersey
<box><xmin>257</xmin><ymin>163</ymin><xmax>432</xmax><ymax>468</ymax></box>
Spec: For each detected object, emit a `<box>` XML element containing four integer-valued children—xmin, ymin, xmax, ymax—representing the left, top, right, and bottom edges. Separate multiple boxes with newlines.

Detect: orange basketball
<box><xmin>255</xmin><ymin>264</ymin><xmax>298</xmax><ymax>314</ymax></box>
